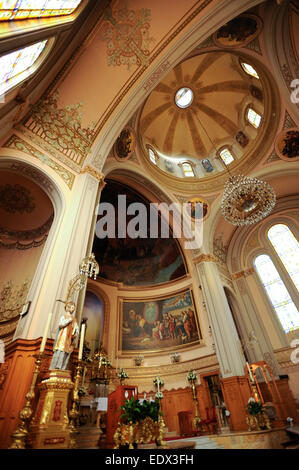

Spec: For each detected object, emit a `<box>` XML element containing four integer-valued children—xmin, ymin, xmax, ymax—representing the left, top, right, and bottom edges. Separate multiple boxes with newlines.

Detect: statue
<box><xmin>50</xmin><ymin>301</ymin><xmax>79</xmax><ymax>371</ymax></box>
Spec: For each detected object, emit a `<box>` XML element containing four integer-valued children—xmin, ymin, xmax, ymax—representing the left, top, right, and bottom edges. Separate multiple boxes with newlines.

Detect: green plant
<box><xmin>120</xmin><ymin>398</ymin><xmax>161</xmax><ymax>424</ymax></box>
<box><xmin>246</xmin><ymin>399</ymin><xmax>263</xmax><ymax>416</ymax></box>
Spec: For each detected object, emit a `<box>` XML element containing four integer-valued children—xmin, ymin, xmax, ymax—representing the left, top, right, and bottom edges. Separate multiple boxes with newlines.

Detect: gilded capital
<box><xmin>193</xmin><ymin>253</ymin><xmax>217</xmax><ymax>265</ymax></box>
<box><xmin>80</xmin><ymin>165</ymin><xmax>106</xmax><ymax>188</ymax></box>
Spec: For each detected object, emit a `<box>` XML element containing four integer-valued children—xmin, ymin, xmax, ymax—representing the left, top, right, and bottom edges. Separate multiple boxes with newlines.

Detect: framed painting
<box><xmin>119</xmin><ymin>289</ymin><xmax>201</xmax><ymax>355</ymax></box>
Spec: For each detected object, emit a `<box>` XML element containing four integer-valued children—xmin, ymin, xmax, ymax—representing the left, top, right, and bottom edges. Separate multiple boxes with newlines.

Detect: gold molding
<box><xmin>80</xmin><ymin>165</ymin><xmax>106</xmax><ymax>187</ymax></box>
<box><xmin>232</xmin><ymin>267</ymin><xmax>255</xmax><ymax>280</ymax></box>
<box><xmin>193</xmin><ymin>253</ymin><xmax>217</xmax><ymax>264</ymax></box>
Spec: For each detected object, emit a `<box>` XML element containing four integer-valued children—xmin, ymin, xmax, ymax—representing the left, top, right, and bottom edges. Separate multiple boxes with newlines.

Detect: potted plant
<box><xmin>114</xmin><ymin>397</ymin><xmax>165</xmax><ymax>449</ymax></box>
<box><xmin>246</xmin><ymin>398</ymin><xmax>271</xmax><ymax>431</ymax></box>
<box><xmin>117</xmin><ymin>368</ymin><xmax>129</xmax><ymax>384</ymax></box>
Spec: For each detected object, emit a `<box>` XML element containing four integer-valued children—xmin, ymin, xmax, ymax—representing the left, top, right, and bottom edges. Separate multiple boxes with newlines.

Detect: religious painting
<box><xmin>235</xmin><ymin>130</ymin><xmax>249</xmax><ymax>148</ymax></box>
<box><xmin>114</xmin><ymin>128</ymin><xmax>136</xmax><ymax>161</ymax></box>
<box><xmin>186</xmin><ymin>197</ymin><xmax>208</xmax><ymax>220</ymax></box>
<box><xmin>201</xmin><ymin>159</ymin><xmax>214</xmax><ymax>173</ymax></box>
<box><xmin>213</xmin><ymin>15</ymin><xmax>262</xmax><ymax>48</ymax></box>
<box><xmin>93</xmin><ymin>180</ymin><xmax>186</xmax><ymax>286</ymax></box>
<box><xmin>120</xmin><ymin>289</ymin><xmax>201</xmax><ymax>353</ymax></box>
<box><xmin>275</xmin><ymin>128</ymin><xmax>299</xmax><ymax>161</ymax></box>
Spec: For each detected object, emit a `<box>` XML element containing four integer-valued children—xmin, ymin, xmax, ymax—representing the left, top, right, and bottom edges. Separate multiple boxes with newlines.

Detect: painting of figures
<box><xmin>120</xmin><ymin>289</ymin><xmax>201</xmax><ymax>353</ymax></box>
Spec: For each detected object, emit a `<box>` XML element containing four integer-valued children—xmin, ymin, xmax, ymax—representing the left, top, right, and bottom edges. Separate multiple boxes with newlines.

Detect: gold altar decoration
<box><xmin>114</xmin><ymin>415</ymin><xmax>166</xmax><ymax>449</ymax></box>
<box><xmin>30</xmin><ymin>369</ymin><xmax>74</xmax><ymax>449</ymax></box>
<box><xmin>68</xmin><ymin>360</ymin><xmax>84</xmax><ymax>448</ymax></box>
<box><xmin>91</xmin><ymin>346</ymin><xmax>112</xmax><ymax>384</ymax></box>
<box><xmin>9</xmin><ymin>351</ymin><xmax>44</xmax><ymax>449</ymax></box>
<box><xmin>246</xmin><ymin>410</ymin><xmax>272</xmax><ymax>432</ymax></box>
<box><xmin>187</xmin><ymin>370</ymin><xmax>203</xmax><ymax>434</ymax></box>
<box><xmin>65</xmin><ymin>253</ymin><xmax>99</xmax><ymax>304</ymax></box>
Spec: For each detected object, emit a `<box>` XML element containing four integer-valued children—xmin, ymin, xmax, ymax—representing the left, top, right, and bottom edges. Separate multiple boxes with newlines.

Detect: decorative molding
<box><xmin>266</xmin><ymin>149</ymin><xmax>281</xmax><ymax>163</ymax></box>
<box><xmin>80</xmin><ymin>165</ymin><xmax>106</xmax><ymax>186</ymax></box>
<box><xmin>232</xmin><ymin>267</ymin><xmax>254</xmax><ymax>280</ymax></box>
<box><xmin>143</xmin><ymin>60</ymin><xmax>171</xmax><ymax>93</ymax></box>
<box><xmin>24</xmin><ymin>91</ymin><xmax>96</xmax><ymax>168</ymax></box>
<box><xmin>283</xmin><ymin>111</ymin><xmax>297</xmax><ymax>129</ymax></box>
<box><xmin>0</xmin><ymin>183</ymin><xmax>35</xmax><ymax>214</ymax></box>
<box><xmin>213</xmin><ymin>235</ymin><xmax>228</xmax><ymax>265</ymax></box>
<box><xmin>5</xmin><ymin>162</ymin><xmax>54</xmax><ymax>193</ymax></box>
<box><xmin>244</xmin><ymin>36</ymin><xmax>262</xmax><ymax>55</ymax></box>
<box><xmin>3</xmin><ymin>135</ymin><xmax>75</xmax><ymax>189</ymax></box>
<box><xmin>99</xmin><ymin>2</ymin><xmax>153</xmax><ymax>69</ymax></box>
<box><xmin>0</xmin><ymin>279</ymin><xmax>30</xmax><ymax>320</ymax></box>
<box><xmin>193</xmin><ymin>253</ymin><xmax>217</xmax><ymax>264</ymax></box>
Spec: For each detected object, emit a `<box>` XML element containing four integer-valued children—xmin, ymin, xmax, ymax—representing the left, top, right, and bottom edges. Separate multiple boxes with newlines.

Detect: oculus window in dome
<box><xmin>0</xmin><ymin>40</ymin><xmax>49</xmax><ymax>96</ymax></box>
<box><xmin>139</xmin><ymin>51</ymin><xmax>266</xmax><ymax>183</ymax></box>
<box><xmin>92</xmin><ymin>181</ymin><xmax>186</xmax><ymax>286</ymax></box>
<box><xmin>0</xmin><ymin>0</ymin><xmax>82</xmax><ymax>21</ymax></box>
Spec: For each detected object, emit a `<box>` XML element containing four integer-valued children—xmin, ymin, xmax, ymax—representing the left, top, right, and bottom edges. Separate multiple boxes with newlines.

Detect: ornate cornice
<box><xmin>232</xmin><ymin>267</ymin><xmax>255</xmax><ymax>280</ymax></box>
<box><xmin>193</xmin><ymin>253</ymin><xmax>217</xmax><ymax>265</ymax></box>
<box><xmin>80</xmin><ymin>165</ymin><xmax>106</xmax><ymax>187</ymax></box>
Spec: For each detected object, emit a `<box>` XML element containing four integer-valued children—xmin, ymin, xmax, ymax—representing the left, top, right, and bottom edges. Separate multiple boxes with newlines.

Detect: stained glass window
<box><xmin>247</xmin><ymin>107</ymin><xmax>261</xmax><ymax>128</ymax></box>
<box><xmin>268</xmin><ymin>224</ymin><xmax>299</xmax><ymax>292</ymax></box>
<box><xmin>149</xmin><ymin>148</ymin><xmax>157</xmax><ymax>165</ymax></box>
<box><xmin>0</xmin><ymin>1</ymin><xmax>82</xmax><ymax>21</ymax></box>
<box><xmin>0</xmin><ymin>40</ymin><xmax>47</xmax><ymax>97</ymax></box>
<box><xmin>182</xmin><ymin>162</ymin><xmax>195</xmax><ymax>177</ymax></box>
<box><xmin>241</xmin><ymin>62</ymin><xmax>259</xmax><ymax>79</ymax></box>
<box><xmin>219</xmin><ymin>148</ymin><xmax>234</xmax><ymax>165</ymax></box>
<box><xmin>254</xmin><ymin>254</ymin><xmax>299</xmax><ymax>333</ymax></box>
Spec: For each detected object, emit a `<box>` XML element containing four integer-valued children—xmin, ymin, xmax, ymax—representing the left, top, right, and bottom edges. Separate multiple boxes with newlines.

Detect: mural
<box><xmin>276</xmin><ymin>129</ymin><xmax>299</xmax><ymax>160</ymax></box>
<box><xmin>114</xmin><ymin>128</ymin><xmax>135</xmax><ymax>160</ymax></box>
<box><xmin>120</xmin><ymin>290</ymin><xmax>200</xmax><ymax>352</ymax></box>
<box><xmin>186</xmin><ymin>197</ymin><xmax>208</xmax><ymax>220</ymax></box>
<box><xmin>213</xmin><ymin>15</ymin><xmax>261</xmax><ymax>48</ymax></box>
<box><xmin>93</xmin><ymin>181</ymin><xmax>186</xmax><ymax>285</ymax></box>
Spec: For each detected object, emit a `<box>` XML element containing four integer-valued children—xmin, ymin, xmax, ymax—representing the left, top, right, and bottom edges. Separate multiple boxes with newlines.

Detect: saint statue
<box><xmin>49</xmin><ymin>301</ymin><xmax>79</xmax><ymax>371</ymax></box>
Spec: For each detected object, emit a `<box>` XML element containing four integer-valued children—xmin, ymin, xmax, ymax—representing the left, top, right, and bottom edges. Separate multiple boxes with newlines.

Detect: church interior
<box><xmin>0</xmin><ymin>0</ymin><xmax>298</xmax><ymax>450</ymax></box>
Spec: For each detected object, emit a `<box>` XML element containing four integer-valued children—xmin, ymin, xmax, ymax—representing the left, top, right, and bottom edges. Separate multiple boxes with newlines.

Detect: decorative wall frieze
<box><xmin>232</xmin><ymin>267</ymin><xmax>255</xmax><ymax>280</ymax></box>
<box><xmin>143</xmin><ymin>60</ymin><xmax>171</xmax><ymax>92</ymax></box>
<box><xmin>213</xmin><ymin>235</ymin><xmax>228</xmax><ymax>265</ymax></box>
<box><xmin>24</xmin><ymin>91</ymin><xmax>96</xmax><ymax>168</ymax></box>
<box><xmin>283</xmin><ymin>111</ymin><xmax>297</xmax><ymax>129</ymax></box>
<box><xmin>265</xmin><ymin>149</ymin><xmax>281</xmax><ymax>164</ymax></box>
<box><xmin>5</xmin><ymin>162</ymin><xmax>54</xmax><ymax>194</ymax></box>
<box><xmin>3</xmin><ymin>135</ymin><xmax>75</xmax><ymax>189</ymax></box>
<box><xmin>244</xmin><ymin>36</ymin><xmax>262</xmax><ymax>55</ymax></box>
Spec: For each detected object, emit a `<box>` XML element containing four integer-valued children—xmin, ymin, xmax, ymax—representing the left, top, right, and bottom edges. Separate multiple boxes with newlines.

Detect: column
<box><xmin>195</xmin><ymin>255</ymin><xmax>246</xmax><ymax>378</ymax></box>
<box><xmin>14</xmin><ymin>167</ymin><xmax>105</xmax><ymax>342</ymax></box>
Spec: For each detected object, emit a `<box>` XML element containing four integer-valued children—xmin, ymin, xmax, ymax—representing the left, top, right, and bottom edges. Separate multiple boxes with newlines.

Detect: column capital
<box><xmin>232</xmin><ymin>268</ymin><xmax>254</xmax><ymax>280</ymax></box>
<box><xmin>80</xmin><ymin>165</ymin><xmax>106</xmax><ymax>189</ymax></box>
<box><xmin>193</xmin><ymin>253</ymin><xmax>217</xmax><ymax>265</ymax></box>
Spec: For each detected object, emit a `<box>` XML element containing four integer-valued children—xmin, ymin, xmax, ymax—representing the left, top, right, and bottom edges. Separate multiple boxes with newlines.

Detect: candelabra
<box><xmin>10</xmin><ymin>352</ymin><xmax>45</xmax><ymax>449</ymax></box>
<box><xmin>187</xmin><ymin>371</ymin><xmax>202</xmax><ymax>434</ymax></box>
<box><xmin>68</xmin><ymin>360</ymin><xmax>84</xmax><ymax>449</ymax></box>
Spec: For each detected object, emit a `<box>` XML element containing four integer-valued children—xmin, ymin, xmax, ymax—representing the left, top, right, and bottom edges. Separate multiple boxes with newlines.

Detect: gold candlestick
<box><xmin>68</xmin><ymin>360</ymin><xmax>84</xmax><ymax>449</ymax></box>
<box><xmin>10</xmin><ymin>352</ymin><xmax>45</xmax><ymax>449</ymax></box>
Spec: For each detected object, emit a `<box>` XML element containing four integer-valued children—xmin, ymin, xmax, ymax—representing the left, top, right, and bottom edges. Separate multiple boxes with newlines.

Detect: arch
<box><xmin>0</xmin><ymin>154</ymin><xmax>66</xmax><ymax>341</ymax></box>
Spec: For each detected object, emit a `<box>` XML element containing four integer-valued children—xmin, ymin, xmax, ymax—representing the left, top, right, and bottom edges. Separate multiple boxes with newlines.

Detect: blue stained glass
<box><xmin>254</xmin><ymin>254</ymin><xmax>299</xmax><ymax>333</ymax></box>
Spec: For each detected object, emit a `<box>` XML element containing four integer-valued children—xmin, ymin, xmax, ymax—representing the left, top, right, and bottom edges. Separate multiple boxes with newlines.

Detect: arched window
<box><xmin>247</xmin><ymin>107</ymin><xmax>262</xmax><ymax>128</ymax></box>
<box><xmin>181</xmin><ymin>162</ymin><xmax>195</xmax><ymax>177</ymax></box>
<box><xmin>0</xmin><ymin>40</ymin><xmax>51</xmax><ymax>97</ymax></box>
<box><xmin>148</xmin><ymin>147</ymin><xmax>157</xmax><ymax>165</ymax></box>
<box><xmin>241</xmin><ymin>62</ymin><xmax>259</xmax><ymax>79</ymax></box>
<box><xmin>254</xmin><ymin>254</ymin><xmax>299</xmax><ymax>333</ymax></box>
<box><xmin>0</xmin><ymin>1</ymin><xmax>82</xmax><ymax>21</ymax></box>
<box><xmin>267</xmin><ymin>224</ymin><xmax>299</xmax><ymax>292</ymax></box>
<box><xmin>219</xmin><ymin>148</ymin><xmax>234</xmax><ymax>165</ymax></box>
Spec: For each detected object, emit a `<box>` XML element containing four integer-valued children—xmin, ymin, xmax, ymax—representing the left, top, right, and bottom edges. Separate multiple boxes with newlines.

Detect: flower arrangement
<box><xmin>155</xmin><ymin>391</ymin><xmax>164</xmax><ymax>400</ymax></box>
<box><xmin>246</xmin><ymin>397</ymin><xmax>263</xmax><ymax>416</ymax></box>
<box><xmin>187</xmin><ymin>370</ymin><xmax>197</xmax><ymax>381</ymax></box>
<box><xmin>153</xmin><ymin>376</ymin><xmax>164</xmax><ymax>387</ymax></box>
<box><xmin>170</xmin><ymin>353</ymin><xmax>180</xmax><ymax>363</ymax></box>
<box><xmin>117</xmin><ymin>368</ymin><xmax>129</xmax><ymax>379</ymax></box>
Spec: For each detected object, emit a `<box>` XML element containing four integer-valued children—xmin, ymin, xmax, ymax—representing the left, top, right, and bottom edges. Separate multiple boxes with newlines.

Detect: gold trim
<box><xmin>193</xmin><ymin>254</ymin><xmax>217</xmax><ymax>264</ymax></box>
<box><xmin>80</xmin><ymin>165</ymin><xmax>106</xmax><ymax>186</ymax></box>
<box><xmin>232</xmin><ymin>268</ymin><xmax>255</xmax><ymax>280</ymax></box>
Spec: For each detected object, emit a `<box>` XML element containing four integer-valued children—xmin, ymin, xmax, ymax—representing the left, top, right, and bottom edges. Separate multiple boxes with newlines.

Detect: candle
<box><xmin>116</xmin><ymin>355</ymin><xmax>119</xmax><ymax>372</ymax></box>
<box><xmin>246</xmin><ymin>362</ymin><xmax>254</xmax><ymax>382</ymax></box>
<box><xmin>78</xmin><ymin>323</ymin><xmax>86</xmax><ymax>360</ymax></box>
<box><xmin>40</xmin><ymin>312</ymin><xmax>52</xmax><ymax>353</ymax></box>
<box><xmin>82</xmin><ymin>366</ymin><xmax>86</xmax><ymax>386</ymax></box>
<box><xmin>157</xmin><ymin>380</ymin><xmax>160</xmax><ymax>393</ymax></box>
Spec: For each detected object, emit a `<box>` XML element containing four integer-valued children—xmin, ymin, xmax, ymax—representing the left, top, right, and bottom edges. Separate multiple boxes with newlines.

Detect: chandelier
<box><xmin>79</xmin><ymin>252</ymin><xmax>99</xmax><ymax>280</ymax></box>
<box><xmin>221</xmin><ymin>174</ymin><xmax>276</xmax><ymax>226</ymax></box>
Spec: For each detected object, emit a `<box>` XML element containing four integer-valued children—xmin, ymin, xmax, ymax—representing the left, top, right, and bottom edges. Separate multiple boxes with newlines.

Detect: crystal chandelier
<box><xmin>221</xmin><ymin>174</ymin><xmax>276</xmax><ymax>226</ymax></box>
